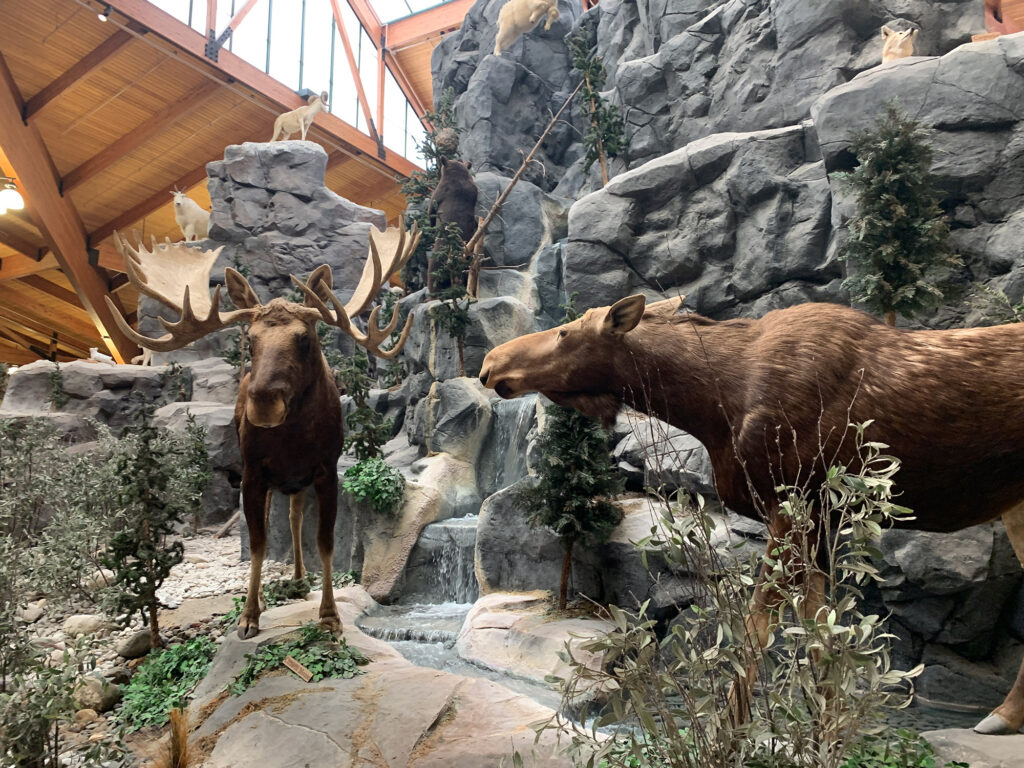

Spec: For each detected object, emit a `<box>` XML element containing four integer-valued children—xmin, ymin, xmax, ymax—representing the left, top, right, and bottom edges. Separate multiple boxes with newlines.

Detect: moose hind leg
<box><xmin>975</xmin><ymin>504</ymin><xmax>1024</xmax><ymax>733</ymax></box>
<box><xmin>290</xmin><ymin>491</ymin><xmax>306</xmax><ymax>580</ymax></box>
<box><xmin>314</xmin><ymin>470</ymin><xmax>342</xmax><ymax>635</ymax></box>
<box><xmin>239</xmin><ymin>480</ymin><xmax>271</xmax><ymax>639</ymax></box>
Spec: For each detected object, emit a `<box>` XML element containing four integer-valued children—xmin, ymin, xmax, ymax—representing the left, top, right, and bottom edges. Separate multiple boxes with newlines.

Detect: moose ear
<box><xmin>305</xmin><ymin>264</ymin><xmax>334</xmax><ymax>306</ymax></box>
<box><xmin>225</xmin><ymin>267</ymin><xmax>261</xmax><ymax>309</ymax></box>
<box><xmin>601</xmin><ymin>294</ymin><xmax>646</xmax><ymax>336</ymax></box>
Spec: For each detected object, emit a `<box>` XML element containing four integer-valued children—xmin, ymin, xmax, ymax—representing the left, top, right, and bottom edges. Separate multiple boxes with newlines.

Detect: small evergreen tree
<box><xmin>569</xmin><ymin>30</ymin><xmax>626</xmax><ymax>186</ymax></box>
<box><xmin>838</xmin><ymin>101</ymin><xmax>962</xmax><ymax>326</ymax></box>
<box><xmin>338</xmin><ymin>347</ymin><xmax>392</xmax><ymax>461</ymax></box>
<box><xmin>103</xmin><ymin>400</ymin><xmax>209</xmax><ymax>648</ymax></box>
<box><xmin>428</xmin><ymin>222</ymin><xmax>475</xmax><ymax>376</ymax></box>
<box><xmin>517</xmin><ymin>297</ymin><xmax>623</xmax><ymax>610</ymax></box>
<box><xmin>401</xmin><ymin>88</ymin><xmax>461</xmax><ymax>292</ymax></box>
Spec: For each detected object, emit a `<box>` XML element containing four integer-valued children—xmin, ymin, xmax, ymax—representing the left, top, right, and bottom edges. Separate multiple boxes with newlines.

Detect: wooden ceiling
<box><xmin>0</xmin><ymin>0</ymin><xmax>462</xmax><ymax>366</ymax></box>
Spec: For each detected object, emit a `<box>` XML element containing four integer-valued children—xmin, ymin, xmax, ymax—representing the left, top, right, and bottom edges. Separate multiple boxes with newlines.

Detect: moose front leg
<box><xmin>239</xmin><ymin>473</ymin><xmax>270</xmax><ymax>639</ymax></box>
<box><xmin>289</xmin><ymin>492</ymin><xmax>306</xmax><ymax>581</ymax></box>
<box><xmin>314</xmin><ymin>469</ymin><xmax>342</xmax><ymax>636</ymax></box>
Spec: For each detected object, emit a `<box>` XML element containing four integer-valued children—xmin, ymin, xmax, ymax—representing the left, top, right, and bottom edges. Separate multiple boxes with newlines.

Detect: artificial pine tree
<box><xmin>518</xmin><ymin>297</ymin><xmax>623</xmax><ymax>610</ymax></box>
<box><xmin>838</xmin><ymin>102</ymin><xmax>962</xmax><ymax>326</ymax></box>
<box><xmin>569</xmin><ymin>30</ymin><xmax>626</xmax><ymax>186</ymax></box>
<box><xmin>103</xmin><ymin>400</ymin><xmax>208</xmax><ymax>648</ymax></box>
<box><xmin>338</xmin><ymin>346</ymin><xmax>393</xmax><ymax>461</ymax></box>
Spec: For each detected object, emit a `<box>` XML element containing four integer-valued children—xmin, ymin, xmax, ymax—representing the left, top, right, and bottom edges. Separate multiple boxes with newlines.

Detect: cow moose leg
<box><xmin>975</xmin><ymin>504</ymin><xmax>1024</xmax><ymax>734</ymax></box>
<box><xmin>314</xmin><ymin>469</ymin><xmax>342</xmax><ymax>636</ymax></box>
<box><xmin>289</xmin><ymin>492</ymin><xmax>306</xmax><ymax>581</ymax></box>
<box><xmin>239</xmin><ymin>474</ymin><xmax>270</xmax><ymax>639</ymax></box>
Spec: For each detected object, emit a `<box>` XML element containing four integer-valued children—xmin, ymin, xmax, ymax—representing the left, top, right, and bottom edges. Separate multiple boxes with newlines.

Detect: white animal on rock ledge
<box><xmin>171</xmin><ymin>190</ymin><xmax>210</xmax><ymax>242</ymax></box>
<box><xmin>270</xmin><ymin>91</ymin><xmax>329</xmax><ymax>142</ymax></box>
<box><xmin>881</xmin><ymin>25</ymin><xmax>918</xmax><ymax>63</ymax></box>
<box><xmin>494</xmin><ymin>0</ymin><xmax>560</xmax><ymax>55</ymax></box>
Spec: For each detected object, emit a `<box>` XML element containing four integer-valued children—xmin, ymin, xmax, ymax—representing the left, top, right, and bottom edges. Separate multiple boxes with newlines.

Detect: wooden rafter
<box><xmin>101</xmin><ymin>0</ymin><xmax>417</xmax><ymax>177</ymax></box>
<box><xmin>0</xmin><ymin>228</ymin><xmax>46</xmax><ymax>260</ymax></box>
<box><xmin>344</xmin><ymin>0</ymin><xmax>383</xmax><ymax>43</ymax></box>
<box><xmin>23</xmin><ymin>28</ymin><xmax>135</xmax><ymax>120</ymax></box>
<box><xmin>19</xmin><ymin>274</ymin><xmax>81</xmax><ymax>307</ymax></box>
<box><xmin>329</xmin><ymin>0</ymin><xmax>381</xmax><ymax>146</ymax></box>
<box><xmin>0</xmin><ymin>253</ymin><xmax>60</xmax><ymax>281</ymax></box>
<box><xmin>62</xmin><ymin>79</ymin><xmax>221</xmax><ymax>191</ymax></box>
<box><xmin>384</xmin><ymin>0</ymin><xmax>474</xmax><ymax>51</ymax></box>
<box><xmin>0</xmin><ymin>304</ymin><xmax>94</xmax><ymax>356</ymax></box>
<box><xmin>0</xmin><ymin>53</ymin><xmax>136</xmax><ymax>362</ymax></box>
<box><xmin>383</xmin><ymin>49</ymin><xmax>427</xmax><ymax>119</ymax></box>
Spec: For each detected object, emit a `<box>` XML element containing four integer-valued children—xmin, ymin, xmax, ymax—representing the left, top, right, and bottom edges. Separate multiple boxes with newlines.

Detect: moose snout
<box><xmin>246</xmin><ymin>384</ymin><xmax>289</xmax><ymax>427</ymax></box>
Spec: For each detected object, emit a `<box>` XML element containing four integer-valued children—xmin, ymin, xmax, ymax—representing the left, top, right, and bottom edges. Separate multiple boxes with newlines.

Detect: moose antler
<box><xmin>291</xmin><ymin>219</ymin><xmax>421</xmax><ymax>359</ymax></box>
<box><xmin>103</xmin><ymin>232</ymin><xmax>258</xmax><ymax>352</ymax></box>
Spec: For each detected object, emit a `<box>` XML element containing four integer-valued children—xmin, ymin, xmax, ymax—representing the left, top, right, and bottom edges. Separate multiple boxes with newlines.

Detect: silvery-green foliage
<box><xmin>547</xmin><ymin>423</ymin><xmax>921</xmax><ymax>768</ymax></box>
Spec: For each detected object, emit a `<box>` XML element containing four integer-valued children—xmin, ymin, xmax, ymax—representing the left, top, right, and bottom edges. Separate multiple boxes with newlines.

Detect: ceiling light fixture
<box><xmin>0</xmin><ymin>177</ymin><xmax>25</xmax><ymax>215</ymax></box>
<box><xmin>98</xmin><ymin>4</ymin><xmax>111</xmax><ymax>22</ymax></box>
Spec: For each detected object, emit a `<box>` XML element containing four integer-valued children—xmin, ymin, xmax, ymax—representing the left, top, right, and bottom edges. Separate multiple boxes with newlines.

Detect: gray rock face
<box><xmin>612</xmin><ymin>410</ymin><xmax>714</xmax><ymax>496</ymax></box>
<box><xmin>141</xmin><ymin>141</ymin><xmax>386</xmax><ymax>363</ymax></box>
<box><xmin>596</xmin><ymin>0</ymin><xmax>980</xmax><ymax>168</ymax></box>
<box><xmin>565</xmin><ymin>124</ymin><xmax>839</xmax><ymax>315</ymax></box>
<box><xmin>0</xmin><ymin>360</ymin><xmax>188</xmax><ymax>432</ymax></box>
<box><xmin>812</xmin><ymin>34</ymin><xmax>1024</xmax><ymax>328</ymax></box>
<box><xmin>432</xmin><ymin>0</ymin><xmax>585</xmax><ymax>191</ymax></box>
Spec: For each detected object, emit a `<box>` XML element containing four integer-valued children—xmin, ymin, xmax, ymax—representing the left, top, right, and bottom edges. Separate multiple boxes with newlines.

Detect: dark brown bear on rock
<box><xmin>427</xmin><ymin>157</ymin><xmax>478</xmax><ymax>294</ymax></box>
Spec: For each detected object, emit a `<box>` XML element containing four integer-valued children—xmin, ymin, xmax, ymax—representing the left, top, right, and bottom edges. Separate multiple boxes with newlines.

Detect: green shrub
<box><xmin>118</xmin><ymin>636</ymin><xmax>216</xmax><ymax>731</ymax></box>
<box><xmin>227</xmin><ymin>623</ymin><xmax>368</xmax><ymax>695</ymax></box>
<box><xmin>47</xmin><ymin>362</ymin><xmax>68</xmax><ymax>409</ymax></box>
<box><xmin>343</xmin><ymin>457</ymin><xmax>406</xmax><ymax>516</ymax></box>
<box><xmin>837</xmin><ymin>101</ymin><xmax>961</xmax><ymax>326</ymax></box>
<box><xmin>550</xmin><ymin>423</ymin><xmax>929</xmax><ymax>768</ymax></box>
<box><xmin>339</xmin><ymin>347</ymin><xmax>393</xmax><ymax>460</ymax></box>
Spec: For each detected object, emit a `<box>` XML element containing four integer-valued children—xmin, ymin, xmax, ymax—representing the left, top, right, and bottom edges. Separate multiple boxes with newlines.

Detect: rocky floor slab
<box><xmin>924</xmin><ymin>728</ymin><xmax>1024</xmax><ymax>768</ymax></box>
<box><xmin>188</xmin><ymin>588</ymin><xmax>571</xmax><ymax>767</ymax></box>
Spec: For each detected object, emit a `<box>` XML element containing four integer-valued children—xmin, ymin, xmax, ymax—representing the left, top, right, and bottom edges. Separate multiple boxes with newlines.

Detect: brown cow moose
<box><xmin>106</xmin><ymin>224</ymin><xmax>419</xmax><ymax>639</ymax></box>
<box><xmin>479</xmin><ymin>294</ymin><xmax>1024</xmax><ymax>735</ymax></box>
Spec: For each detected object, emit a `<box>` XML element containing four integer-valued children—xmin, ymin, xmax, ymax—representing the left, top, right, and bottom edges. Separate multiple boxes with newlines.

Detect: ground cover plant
<box><xmin>227</xmin><ymin>622</ymin><xmax>369</xmax><ymax>695</ymax></box>
<box><xmin>546</xmin><ymin>422</ymin><xmax>960</xmax><ymax>768</ymax></box>
<box><xmin>118</xmin><ymin>636</ymin><xmax>217</xmax><ymax>731</ymax></box>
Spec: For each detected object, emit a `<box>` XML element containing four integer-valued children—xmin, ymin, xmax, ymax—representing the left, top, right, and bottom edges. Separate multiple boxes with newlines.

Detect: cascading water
<box><xmin>479</xmin><ymin>394</ymin><xmax>537</xmax><ymax>498</ymax></box>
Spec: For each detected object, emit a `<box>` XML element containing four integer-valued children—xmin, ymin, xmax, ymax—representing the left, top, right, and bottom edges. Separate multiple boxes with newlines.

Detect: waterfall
<box><xmin>480</xmin><ymin>394</ymin><xmax>537</xmax><ymax>498</ymax></box>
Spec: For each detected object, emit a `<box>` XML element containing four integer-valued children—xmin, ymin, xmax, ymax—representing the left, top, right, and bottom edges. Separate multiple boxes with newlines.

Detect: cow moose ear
<box><xmin>225</xmin><ymin>268</ymin><xmax>261</xmax><ymax>309</ymax></box>
<box><xmin>601</xmin><ymin>294</ymin><xmax>647</xmax><ymax>336</ymax></box>
<box><xmin>305</xmin><ymin>264</ymin><xmax>334</xmax><ymax>306</ymax></box>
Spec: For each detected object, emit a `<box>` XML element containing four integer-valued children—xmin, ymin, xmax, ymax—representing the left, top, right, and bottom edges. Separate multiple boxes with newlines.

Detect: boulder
<box><xmin>152</xmin><ymin>401</ymin><xmax>241</xmax><ymax>473</ymax></box>
<box><xmin>188</xmin><ymin>589</ymin><xmax>571</xmax><ymax>767</ymax></box>
<box><xmin>0</xmin><ymin>360</ymin><xmax>185</xmax><ymax>432</ymax></box>
<box><xmin>73</xmin><ymin>674</ymin><xmax>121</xmax><ymax>713</ymax></box>
<box><xmin>415</xmin><ymin>378</ymin><xmax>494</xmax><ymax>463</ymax></box>
<box><xmin>62</xmin><ymin>614</ymin><xmax>115</xmax><ymax>637</ymax></box>
<box><xmin>432</xmin><ymin>0</ymin><xmax>585</xmax><ymax>191</ymax></box>
<box><xmin>404</xmin><ymin>296</ymin><xmax>537</xmax><ymax>383</ymax></box>
<box><xmin>185</xmin><ymin>358</ymin><xmax>239</xmax><ymax>405</ymax></box>
<box><xmin>145</xmin><ymin>141</ymin><xmax>387</xmax><ymax>364</ymax></box>
<box><xmin>456</xmin><ymin>591</ymin><xmax>613</xmax><ymax>689</ymax></box>
<box><xmin>924</xmin><ymin>728</ymin><xmax>1024</xmax><ymax>768</ymax></box>
<box><xmin>612</xmin><ymin>410</ymin><xmax>714</xmax><ymax>496</ymax></box>
<box><xmin>563</xmin><ymin>124</ymin><xmax>839</xmax><ymax>316</ymax></box>
<box><xmin>115</xmin><ymin>629</ymin><xmax>154</xmax><ymax>660</ymax></box>
<box><xmin>409</xmin><ymin>452</ymin><xmax>481</xmax><ymax>520</ymax></box>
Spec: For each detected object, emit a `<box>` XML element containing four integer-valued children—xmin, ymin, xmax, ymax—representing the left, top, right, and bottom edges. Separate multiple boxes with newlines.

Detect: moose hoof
<box><xmin>974</xmin><ymin>712</ymin><xmax>1023</xmax><ymax>735</ymax></box>
<box><xmin>237</xmin><ymin>619</ymin><xmax>260</xmax><ymax>640</ymax></box>
<box><xmin>319</xmin><ymin>615</ymin><xmax>343</xmax><ymax>637</ymax></box>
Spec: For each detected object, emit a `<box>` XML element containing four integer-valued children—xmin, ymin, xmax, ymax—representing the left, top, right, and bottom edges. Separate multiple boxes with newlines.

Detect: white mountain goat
<box><xmin>494</xmin><ymin>0</ymin><xmax>560</xmax><ymax>55</ymax></box>
<box><xmin>171</xmin><ymin>190</ymin><xmax>210</xmax><ymax>242</ymax></box>
<box><xmin>270</xmin><ymin>91</ymin><xmax>329</xmax><ymax>142</ymax></box>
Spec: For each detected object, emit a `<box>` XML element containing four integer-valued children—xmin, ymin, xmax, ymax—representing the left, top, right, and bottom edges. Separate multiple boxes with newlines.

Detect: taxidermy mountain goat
<box><xmin>107</xmin><ymin>223</ymin><xmax>419</xmax><ymax>638</ymax></box>
<box><xmin>480</xmin><ymin>295</ymin><xmax>1024</xmax><ymax>735</ymax></box>
<box><xmin>493</xmin><ymin>0</ymin><xmax>560</xmax><ymax>55</ymax></box>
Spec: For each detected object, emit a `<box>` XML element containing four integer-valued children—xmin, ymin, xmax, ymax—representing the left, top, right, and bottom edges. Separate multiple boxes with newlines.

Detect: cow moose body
<box><xmin>479</xmin><ymin>295</ymin><xmax>1024</xmax><ymax>735</ymax></box>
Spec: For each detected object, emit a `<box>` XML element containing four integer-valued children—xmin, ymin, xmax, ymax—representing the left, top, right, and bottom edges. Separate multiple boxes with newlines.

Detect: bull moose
<box><xmin>106</xmin><ymin>224</ymin><xmax>419</xmax><ymax>639</ymax></box>
<box><xmin>479</xmin><ymin>294</ymin><xmax>1024</xmax><ymax>735</ymax></box>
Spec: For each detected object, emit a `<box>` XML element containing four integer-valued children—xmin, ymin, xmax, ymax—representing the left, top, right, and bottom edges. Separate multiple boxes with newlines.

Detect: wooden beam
<box><xmin>224</xmin><ymin>0</ymin><xmax>262</xmax><ymax>34</ymax></box>
<box><xmin>329</xmin><ymin>0</ymin><xmax>381</xmax><ymax>146</ymax></box>
<box><xmin>206</xmin><ymin>0</ymin><xmax>218</xmax><ymax>36</ymax></box>
<box><xmin>0</xmin><ymin>305</ymin><xmax>94</xmax><ymax>357</ymax></box>
<box><xmin>94</xmin><ymin>242</ymin><xmax>127</xmax><ymax>273</ymax></box>
<box><xmin>101</xmin><ymin>0</ymin><xmax>418</xmax><ymax>177</ymax></box>
<box><xmin>344</xmin><ymin>0</ymin><xmax>383</xmax><ymax>43</ymax></box>
<box><xmin>0</xmin><ymin>228</ymin><xmax>46</xmax><ymax>260</ymax></box>
<box><xmin>19</xmin><ymin>275</ymin><xmax>81</xmax><ymax>307</ymax></box>
<box><xmin>0</xmin><ymin>252</ymin><xmax>60</xmax><ymax>281</ymax></box>
<box><xmin>376</xmin><ymin>35</ymin><xmax>385</xmax><ymax>142</ymax></box>
<box><xmin>384</xmin><ymin>0</ymin><xmax>473</xmax><ymax>51</ymax></box>
<box><xmin>383</xmin><ymin>49</ymin><xmax>426</xmax><ymax>119</ymax></box>
<box><xmin>24</xmin><ymin>29</ymin><xmax>135</xmax><ymax>120</ymax></box>
<box><xmin>89</xmin><ymin>161</ymin><xmax>210</xmax><ymax>245</ymax></box>
<box><xmin>0</xmin><ymin>53</ymin><xmax>136</xmax><ymax>362</ymax></box>
<box><xmin>62</xmin><ymin>79</ymin><xmax>221</xmax><ymax>191</ymax></box>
